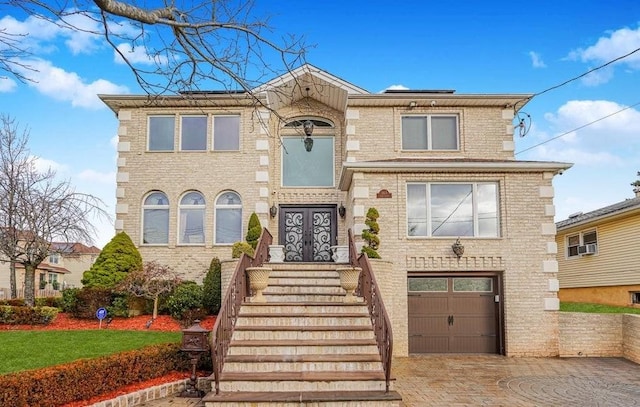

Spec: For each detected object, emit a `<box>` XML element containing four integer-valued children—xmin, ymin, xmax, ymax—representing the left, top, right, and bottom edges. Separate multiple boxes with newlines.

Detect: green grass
<box><xmin>560</xmin><ymin>302</ymin><xmax>640</xmax><ymax>314</ymax></box>
<box><xmin>0</xmin><ymin>330</ymin><xmax>181</xmax><ymax>374</ymax></box>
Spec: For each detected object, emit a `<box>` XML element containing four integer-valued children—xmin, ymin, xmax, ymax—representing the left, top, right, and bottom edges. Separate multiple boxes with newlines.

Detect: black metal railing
<box><xmin>348</xmin><ymin>228</ymin><xmax>393</xmax><ymax>393</ymax></box>
<box><xmin>210</xmin><ymin>228</ymin><xmax>272</xmax><ymax>394</ymax></box>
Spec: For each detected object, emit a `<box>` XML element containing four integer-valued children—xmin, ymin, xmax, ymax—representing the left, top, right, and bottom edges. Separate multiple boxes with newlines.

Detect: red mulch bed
<box><xmin>1</xmin><ymin>313</ymin><xmax>216</xmax><ymax>406</ymax></box>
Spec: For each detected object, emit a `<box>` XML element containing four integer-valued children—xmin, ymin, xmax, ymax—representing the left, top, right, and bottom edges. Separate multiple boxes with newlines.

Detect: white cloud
<box><xmin>532</xmin><ymin>144</ymin><xmax>623</xmax><ymax>166</ymax></box>
<box><xmin>380</xmin><ymin>84</ymin><xmax>409</xmax><ymax>93</ymax></box>
<box><xmin>32</xmin><ymin>156</ymin><xmax>69</xmax><ymax>173</ymax></box>
<box><xmin>15</xmin><ymin>58</ymin><xmax>128</xmax><ymax>109</ymax></box>
<box><xmin>114</xmin><ymin>43</ymin><xmax>168</xmax><ymax>66</ymax></box>
<box><xmin>545</xmin><ymin>100</ymin><xmax>640</xmax><ymax>135</ymax></box>
<box><xmin>0</xmin><ymin>76</ymin><xmax>17</xmax><ymax>92</ymax></box>
<box><xmin>77</xmin><ymin>169</ymin><xmax>116</xmax><ymax>184</ymax></box>
<box><xmin>567</xmin><ymin>25</ymin><xmax>640</xmax><ymax>84</ymax></box>
<box><xmin>528</xmin><ymin>51</ymin><xmax>546</xmax><ymax>68</ymax></box>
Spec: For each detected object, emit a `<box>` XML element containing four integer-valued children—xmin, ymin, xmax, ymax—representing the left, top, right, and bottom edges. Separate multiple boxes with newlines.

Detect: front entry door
<box><xmin>280</xmin><ymin>205</ymin><xmax>337</xmax><ymax>262</ymax></box>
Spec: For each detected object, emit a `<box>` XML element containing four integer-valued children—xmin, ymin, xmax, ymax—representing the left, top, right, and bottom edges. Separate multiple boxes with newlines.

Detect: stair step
<box><xmin>236</xmin><ymin>315</ymin><xmax>372</xmax><ymax>327</ymax></box>
<box><xmin>240</xmin><ymin>302</ymin><xmax>369</xmax><ymax>314</ymax></box>
<box><xmin>270</xmin><ymin>278</ymin><xmax>339</xmax><ymax>286</ymax></box>
<box><xmin>225</xmin><ymin>354</ymin><xmax>381</xmax><ymax>363</ymax></box>
<box><xmin>218</xmin><ymin>371</ymin><xmax>388</xmax><ymax>392</ymax></box>
<box><xmin>229</xmin><ymin>338</ymin><xmax>377</xmax><ymax>347</ymax></box>
<box><xmin>263</xmin><ymin>293</ymin><xmax>360</xmax><ymax>302</ymax></box>
<box><xmin>203</xmin><ymin>390</ymin><xmax>403</xmax><ymax>407</ymax></box>
<box><xmin>234</xmin><ymin>325</ymin><xmax>372</xmax><ymax>331</ymax></box>
<box><xmin>265</xmin><ymin>286</ymin><xmax>344</xmax><ymax>294</ymax></box>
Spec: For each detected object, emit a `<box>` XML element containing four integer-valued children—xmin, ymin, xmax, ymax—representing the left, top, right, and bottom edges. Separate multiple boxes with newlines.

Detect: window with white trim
<box><xmin>142</xmin><ymin>191</ymin><xmax>170</xmax><ymax>244</ymax></box>
<box><xmin>567</xmin><ymin>230</ymin><xmax>598</xmax><ymax>257</ymax></box>
<box><xmin>215</xmin><ymin>191</ymin><xmax>242</xmax><ymax>244</ymax></box>
<box><xmin>402</xmin><ymin>115</ymin><xmax>458</xmax><ymax>150</ymax></box>
<box><xmin>49</xmin><ymin>253</ymin><xmax>60</xmax><ymax>264</ymax></box>
<box><xmin>181</xmin><ymin>116</ymin><xmax>207</xmax><ymax>151</ymax></box>
<box><xmin>148</xmin><ymin>116</ymin><xmax>175</xmax><ymax>151</ymax></box>
<box><xmin>407</xmin><ymin>182</ymin><xmax>499</xmax><ymax>237</ymax></box>
<box><xmin>212</xmin><ymin>115</ymin><xmax>240</xmax><ymax>151</ymax></box>
<box><xmin>178</xmin><ymin>191</ymin><xmax>206</xmax><ymax>244</ymax></box>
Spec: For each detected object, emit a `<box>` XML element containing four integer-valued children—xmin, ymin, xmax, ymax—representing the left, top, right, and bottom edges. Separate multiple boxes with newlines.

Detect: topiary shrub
<box><xmin>203</xmin><ymin>257</ymin><xmax>222</xmax><ymax>315</ymax></box>
<box><xmin>81</xmin><ymin>232</ymin><xmax>143</xmax><ymax>289</ymax></box>
<box><xmin>245</xmin><ymin>212</ymin><xmax>262</xmax><ymax>249</ymax></box>
<box><xmin>166</xmin><ymin>281</ymin><xmax>204</xmax><ymax>323</ymax></box>
<box><xmin>232</xmin><ymin>241</ymin><xmax>254</xmax><ymax>258</ymax></box>
<box><xmin>361</xmin><ymin>207</ymin><xmax>381</xmax><ymax>259</ymax></box>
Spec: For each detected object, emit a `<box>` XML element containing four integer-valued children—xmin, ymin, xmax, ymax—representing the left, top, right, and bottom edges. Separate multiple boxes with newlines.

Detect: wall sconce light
<box><xmin>452</xmin><ymin>238</ymin><xmax>464</xmax><ymax>259</ymax></box>
<box><xmin>270</xmin><ymin>204</ymin><xmax>278</xmax><ymax>218</ymax></box>
<box><xmin>303</xmin><ymin>120</ymin><xmax>314</xmax><ymax>152</ymax></box>
<box><xmin>338</xmin><ymin>204</ymin><xmax>346</xmax><ymax>218</ymax></box>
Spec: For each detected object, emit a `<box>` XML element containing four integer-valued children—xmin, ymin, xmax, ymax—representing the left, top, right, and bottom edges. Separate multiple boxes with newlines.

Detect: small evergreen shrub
<box><xmin>232</xmin><ymin>241</ymin><xmax>254</xmax><ymax>258</ymax></box>
<box><xmin>361</xmin><ymin>207</ymin><xmax>381</xmax><ymax>259</ymax></box>
<box><xmin>0</xmin><ymin>299</ymin><xmax>25</xmax><ymax>307</ymax></box>
<box><xmin>61</xmin><ymin>288</ymin><xmax>81</xmax><ymax>313</ymax></box>
<box><xmin>245</xmin><ymin>212</ymin><xmax>262</xmax><ymax>249</ymax></box>
<box><xmin>82</xmin><ymin>232</ymin><xmax>143</xmax><ymax>289</ymax></box>
<box><xmin>166</xmin><ymin>281</ymin><xmax>204</xmax><ymax>322</ymax></box>
<box><xmin>203</xmin><ymin>257</ymin><xmax>222</xmax><ymax>315</ymax></box>
<box><xmin>69</xmin><ymin>288</ymin><xmax>113</xmax><ymax>319</ymax></box>
<box><xmin>35</xmin><ymin>297</ymin><xmax>64</xmax><ymax>309</ymax></box>
<box><xmin>0</xmin><ymin>305</ymin><xmax>58</xmax><ymax>325</ymax></box>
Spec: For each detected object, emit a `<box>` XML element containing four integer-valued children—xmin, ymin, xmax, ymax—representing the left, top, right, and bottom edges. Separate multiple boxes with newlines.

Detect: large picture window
<box><xmin>213</xmin><ymin>115</ymin><xmax>240</xmax><ymax>151</ymax></box>
<box><xmin>181</xmin><ymin>116</ymin><xmax>207</xmax><ymax>151</ymax></box>
<box><xmin>148</xmin><ymin>116</ymin><xmax>175</xmax><ymax>151</ymax></box>
<box><xmin>215</xmin><ymin>191</ymin><xmax>242</xmax><ymax>244</ymax></box>
<box><xmin>407</xmin><ymin>182</ymin><xmax>499</xmax><ymax>237</ymax></box>
<box><xmin>282</xmin><ymin>136</ymin><xmax>334</xmax><ymax>187</ymax></box>
<box><xmin>402</xmin><ymin>115</ymin><xmax>458</xmax><ymax>150</ymax></box>
<box><xmin>178</xmin><ymin>191</ymin><xmax>205</xmax><ymax>244</ymax></box>
<box><xmin>142</xmin><ymin>191</ymin><xmax>169</xmax><ymax>244</ymax></box>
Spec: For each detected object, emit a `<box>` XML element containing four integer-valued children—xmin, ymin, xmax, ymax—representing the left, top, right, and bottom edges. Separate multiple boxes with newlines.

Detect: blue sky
<box><xmin>1</xmin><ymin>1</ymin><xmax>639</xmax><ymax>248</ymax></box>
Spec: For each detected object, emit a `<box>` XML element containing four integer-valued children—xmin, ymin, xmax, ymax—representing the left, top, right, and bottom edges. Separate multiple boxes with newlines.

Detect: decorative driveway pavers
<box><xmin>392</xmin><ymin>355</ymin><xmax>640</xmax><ymax>406</ymax></box>
<box><xmin>139</xmin><ymin>355</ymin><xmax>640</xmax><ymax>406</ymax></box>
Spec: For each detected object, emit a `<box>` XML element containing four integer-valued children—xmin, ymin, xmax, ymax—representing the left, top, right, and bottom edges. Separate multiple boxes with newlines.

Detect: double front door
<box><xmin>279</xmin><ymin>205</ymin><xmax>337</xmax><ymax>262</ymax></box>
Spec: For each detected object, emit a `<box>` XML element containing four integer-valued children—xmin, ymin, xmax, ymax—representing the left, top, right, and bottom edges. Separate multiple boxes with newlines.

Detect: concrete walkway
<box><xmin>137</xmin><ymin>356</ymin><xmax>640</xmax><ymax>407</ymax></box>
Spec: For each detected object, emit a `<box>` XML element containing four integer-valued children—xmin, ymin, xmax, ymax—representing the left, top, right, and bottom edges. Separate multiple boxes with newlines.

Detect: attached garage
<box><xmin>408</xmin><ymin>274</ymin><xmax>503</xmax><ymax>354</ymax></box>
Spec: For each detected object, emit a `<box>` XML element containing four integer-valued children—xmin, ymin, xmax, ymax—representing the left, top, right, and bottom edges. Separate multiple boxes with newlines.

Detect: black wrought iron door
<box><xmin>280</xmin><ymin>206</ymin><xmax>336</xmax><ymax>262</ymax></box>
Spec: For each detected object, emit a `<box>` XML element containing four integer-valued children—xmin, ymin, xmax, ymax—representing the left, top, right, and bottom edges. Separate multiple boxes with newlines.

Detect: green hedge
<box><xmin>0</xmin><ymin>343</ymin><xmax>191</xmax><ymax>407</ymax></box>
<box><xmin>0</xmin><ymin>306</ymin><xmax>58</xmax><ymax>325</ymax></box>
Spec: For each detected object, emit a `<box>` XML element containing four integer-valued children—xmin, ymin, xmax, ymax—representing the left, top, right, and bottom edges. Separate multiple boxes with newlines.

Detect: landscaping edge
<box><xmin>88</xmin><ymin>377</ymin><xmax>211</xmax><ymax>407</ymax></box>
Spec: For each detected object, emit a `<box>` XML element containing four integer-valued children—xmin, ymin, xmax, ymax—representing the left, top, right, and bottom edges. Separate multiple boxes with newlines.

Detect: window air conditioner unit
<box><xmin>577</xmin><ymin>245</ymin><xmax>587</xmax><ymax>255</ymax></box>
<box><xmin>584</xmin><ymin>243</ymin><xmax>597</xmax><ymax>255</ymax></box>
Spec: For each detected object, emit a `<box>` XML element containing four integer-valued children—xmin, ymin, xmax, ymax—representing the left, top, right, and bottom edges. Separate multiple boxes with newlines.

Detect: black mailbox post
<box><xmin>180</xmin><ymin>320</ymin><xmax>209</xmax><ymax>398</ymax></box>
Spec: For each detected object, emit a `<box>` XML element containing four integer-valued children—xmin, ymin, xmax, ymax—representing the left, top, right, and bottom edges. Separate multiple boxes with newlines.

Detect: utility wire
<box><xmin>514</xmin><ymin>46</ymin><xmax>640</xmax><ymax>110</ymax></box>
<box><xmin>515</xmin><ymin>100</ymin><xmax>640</xmax><ymax>155</ymax></box>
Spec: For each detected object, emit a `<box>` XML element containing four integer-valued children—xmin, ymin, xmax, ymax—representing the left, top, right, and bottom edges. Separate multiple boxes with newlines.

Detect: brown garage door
<box><xmin>408</xmin><ymin>276</ymin><xmax>499</xmax><ymax>353</ymax></box>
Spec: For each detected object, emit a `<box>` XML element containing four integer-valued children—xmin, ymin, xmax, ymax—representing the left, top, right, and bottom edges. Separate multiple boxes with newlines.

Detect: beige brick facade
<box><xmin>100</xmin><ymin>64</ymin><xmax>570</xmax><ymax>357</ymax></box>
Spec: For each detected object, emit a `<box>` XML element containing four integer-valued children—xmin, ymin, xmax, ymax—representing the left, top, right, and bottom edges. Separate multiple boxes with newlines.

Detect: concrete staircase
<box><xmin>202</xmin><ymin>263</ymin><xmax>402</xmax><ymax>407</ymax></box>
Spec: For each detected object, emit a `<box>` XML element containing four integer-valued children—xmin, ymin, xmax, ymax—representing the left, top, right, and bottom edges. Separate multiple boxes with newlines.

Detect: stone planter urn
<box><xmin>246</xmin><ymin>266</ymin><xmax>271</xmax><ymax>303</ymax></box>
<box><xmin>268</xmin><ymin>245</ymin><xmax>285</xmax><ymax>263</ymax></box>
<box><xmin>330</xmin><ymin>245</ymin><xmax>349</xmax><ymax>263</ymax></box>
<box><xmin>336</xmin><ymin>266</ymin><xmax>362</xmax><ymax>302</ymax></box>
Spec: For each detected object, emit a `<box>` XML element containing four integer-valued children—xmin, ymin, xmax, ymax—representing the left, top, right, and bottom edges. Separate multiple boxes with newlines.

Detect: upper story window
<box><xmin>402</xmin><ymin>115</ymin><xmax>458</xmax><ymax>150</ymax></box>
<box><xmin>148</xmin><ymin>116</ymin><xmax>175</xmax><ymax>151</ymax></box>
<box><xmin>213</xmin><ymin>115</ymin><xmax>240</xmax><ymax>151</ymax></box>
<box><xmin>567</xmin><ymin>230</ymin><xmax>598</xmax><ymax>257</ymax></box>
<box><xmin>178</xmin><ymin>191</ymin><xmax>206</xmax><ymax>244</ymax></box>
<box><xmin>142</xmin><ymin>191</ymin><xmax>169</xmax><ymax>244</ymax></box>
<box><xmin>282</xmin><ymin>118</ymin><xmax>334</xmax><ymax>187</ymax></box>
<box><xmin>181</xmin><ymin>116</ymin><xmax>207</xmax><ymax>151</ymax></box>
<box><xmin>49</xmin><ymin>253</ymin><xmax>60</xmax><ymax>264</ymax></box>
<box><xmin>407</xmin><ymin>182</ymin><xmax>499</xmax><ymax>237</ymax></box>
<box><xmin>215</xmin><ymin>191</ymin><xmax>242</xmax><ymax>244</ymax></box>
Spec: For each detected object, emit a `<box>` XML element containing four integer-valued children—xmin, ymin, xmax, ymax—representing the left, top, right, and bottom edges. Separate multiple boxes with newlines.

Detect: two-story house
<box><xmin>100</xmin><ymin>64</ymin><xmax>570</xmax><ymax>357</ymax></box>
<box><xmin>556</xmin><ymin>190</ymin><xmax>640</xmax><ymax>307</ymax></box>
<box><xmin>0</xmin><ymin>242</ymin><xmax>99</xmax><ymax>299</ymax></box>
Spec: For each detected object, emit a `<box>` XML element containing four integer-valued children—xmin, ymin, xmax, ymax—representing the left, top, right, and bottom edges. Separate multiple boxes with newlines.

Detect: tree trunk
<box><xmin>9</xmin><ymin>261</ymin><xmax>17</xmax><ymax>299</ymax></box>
<box><xmin>24</xmin><ymin>263</ymin><xmax>36</xmax><ymax>307</ymax></box>
<box><xmin>153</xmin><ymin>295</ymin><xmax>159</xmax><ymax>320</ymax></box>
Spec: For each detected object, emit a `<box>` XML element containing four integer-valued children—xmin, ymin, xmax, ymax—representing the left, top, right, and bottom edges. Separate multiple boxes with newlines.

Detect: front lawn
<box><xmin>0</xmin><ymin>330</ymin><xmax>181</xmax><ymax>374</ymax></box>
<box><xmin>560</xmin><ymin>302</ymin><xmax>640</xmax><ymax>314</ymax></box>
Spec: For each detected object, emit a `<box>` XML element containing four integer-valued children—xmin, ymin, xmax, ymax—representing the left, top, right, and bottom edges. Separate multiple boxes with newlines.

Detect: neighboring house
<box><xmin>100</xmin><ymin>64</ymin><xmax>570</xmax><ymax>357</ymax></box>
<box><xmin>0</xmin><ymin>242</ymin><xmax>100</xmax><ymax>299</ymax></box>
<box><xmin>556</xmin><ymin>190</ymin><xmax>640</xmax><ymax>307</ymax></box>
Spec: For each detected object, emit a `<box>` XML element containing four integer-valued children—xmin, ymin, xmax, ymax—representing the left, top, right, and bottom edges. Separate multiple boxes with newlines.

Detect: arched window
<box><xmin>215</xmin><ymin>191</ymin><xmax>242</xmax><ymax>244</ymax></box>
<box><xmin>142</xmin><ymin>191</ymin><xmax>169</xmax><ymax>244</ymax></box>
<box><xmin>178</xmin><ymin>191</ymin><xmax>206</xmax><ymax>244</ymax></box>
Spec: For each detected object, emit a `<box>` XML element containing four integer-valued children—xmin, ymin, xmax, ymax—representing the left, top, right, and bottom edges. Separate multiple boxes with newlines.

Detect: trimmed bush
<box><xmin>0</xmin><ymin>343</ymin><xmax>189</xmax><ymax>407</ymax></box>
<box><xmin>34</xmin><ymin>297</ymin><xmax>63</xmax><ymax>309</ymax></box>
<box><xmin>203</xmin><ymin>257</ymin><xmax>222</xmax><ymax>315</ymax></box>
<box><xmin>82</xmin><ymin>232</ymin><xmax>143</xmax><ymax>289</ymax></box>
<box><xmin>246</xmin><ymin>212</ymin><xmax>262</xmax><ymax>249</ymax></box>
<box><xmin>60</xmin><ymin>288</ymin><xmax>80</xmax><ymax>313</ymax></box>
<box><xmin>0</xmin><ymin>299</ymin><xmax>26</xmax><ymax>307</ymax></box>
<box><xmin>232</xmin><ymin>241</ymin><xmax>254</xmax><ymax>258</ymax></box>
<box><xmin>68</xmin><ymin>288</ymin><xmax>113</xmax><ymax>319</ymax></box>
<box><xmin>0</xmin><ymin>306</ymin><xmax>58</xmax><ymax>325</ymax></box>
<box><xmin>166</xmin><ymin>281</ymin><xmax>204</xmax><ymax>322</ymax></box>
<box><xmin>361</xmin><ymin>207</ymin><xmax>381</xmax><ymax>259</ymax></box>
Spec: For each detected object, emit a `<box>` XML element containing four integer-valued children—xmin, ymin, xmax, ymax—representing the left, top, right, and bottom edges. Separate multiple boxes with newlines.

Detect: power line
<box><xmin>515</xmin><ymin>100</ymin><xmax>640</xmax><ymax>155</ymax></box>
